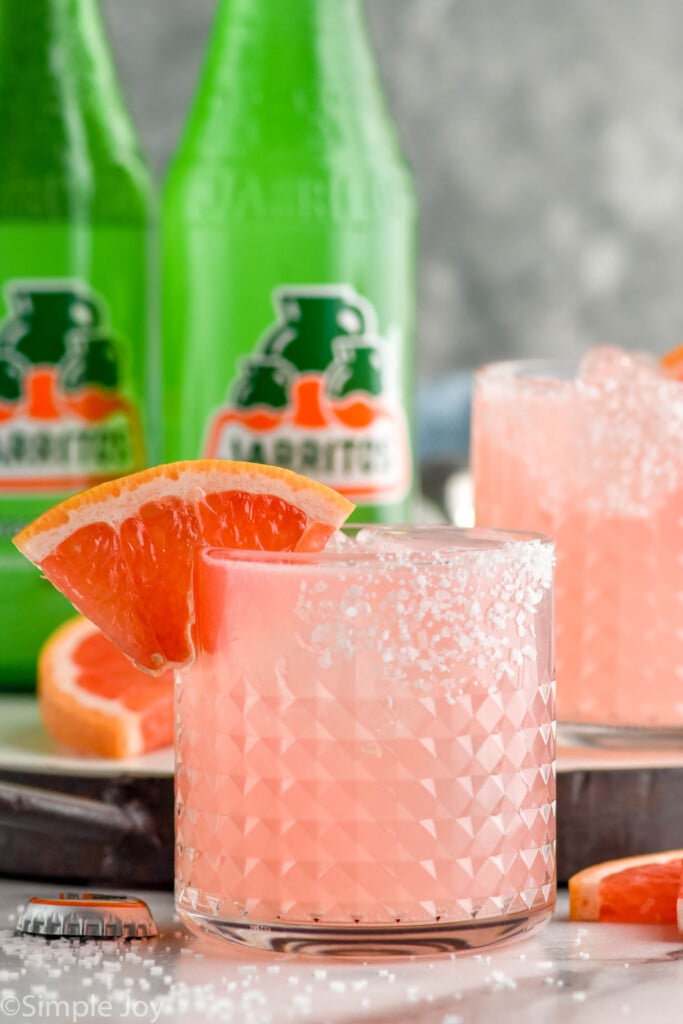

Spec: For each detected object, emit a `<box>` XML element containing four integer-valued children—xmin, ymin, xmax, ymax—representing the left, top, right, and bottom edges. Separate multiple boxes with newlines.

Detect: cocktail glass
<box><xmin>472</xmin><ymin>349</ymin><xmax>683</xmax><ymax>746</ymax></box>
<box><xmin>175</xmin><ymin>525</ymin><xmax>555</xmax><ymax>956</ymax></box>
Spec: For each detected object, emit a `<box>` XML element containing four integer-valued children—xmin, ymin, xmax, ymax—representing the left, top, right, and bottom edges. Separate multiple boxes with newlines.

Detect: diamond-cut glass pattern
<box><xmin>176</xmin><ymin>537</ymin><xmax>555</xmax><ymax>929</ymax></box>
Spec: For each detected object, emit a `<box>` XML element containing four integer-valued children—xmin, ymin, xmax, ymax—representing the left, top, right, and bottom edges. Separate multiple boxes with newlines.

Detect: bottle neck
<box><xmin>182</xmin><ymin>0</ymin><xmax>401</xmax><ymax>162</ymax></box>
<box><xmin>0</xmin><ymin>0</ymin><xmax>149</xmax><ymax>220</ymax></box>
<box><xmin>0</xmin><ymin>0</ymin><xmax>105</xmax><ymax>77</ymax></box>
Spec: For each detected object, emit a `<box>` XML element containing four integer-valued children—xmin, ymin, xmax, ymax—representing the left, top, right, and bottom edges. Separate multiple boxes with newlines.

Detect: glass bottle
<box><xmin>163</xmin><ymin>0</ymin><xmax>416</xmax><ymax>522</ymax></box>
<box><xmin>0</xmin><ymin>0</ymin><xmax>155</xmax><ymax>687</ymax></box>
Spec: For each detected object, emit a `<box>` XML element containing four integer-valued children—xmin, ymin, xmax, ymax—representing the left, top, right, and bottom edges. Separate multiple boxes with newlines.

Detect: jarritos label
<box><xmin>205</xmin><ymin>285</ymin><xmax>411</xmax><ymax>503</ymax></box>
<box><xmin>0</xmin><ymin>279</ymin><xmax>144</xmax><ymax>491</ymax></box>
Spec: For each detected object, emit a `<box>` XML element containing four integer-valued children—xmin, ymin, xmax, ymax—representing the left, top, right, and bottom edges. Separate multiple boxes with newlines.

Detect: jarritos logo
<box><xmin>0</xmin><ymin>279</ymin><xmax>144</xmax><ymax>491</ymax></box>
<box><xmin>205</xmin><ymin>286</ymin><xmax>411</xmax><ymax>503</ymax></box>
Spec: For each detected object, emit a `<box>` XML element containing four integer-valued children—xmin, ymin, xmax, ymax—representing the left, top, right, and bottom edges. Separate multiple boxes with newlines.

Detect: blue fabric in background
<box><xmin>416</xmin><ymin>371</ymin><xmax>472</xmax><ymax>468</ymax></box>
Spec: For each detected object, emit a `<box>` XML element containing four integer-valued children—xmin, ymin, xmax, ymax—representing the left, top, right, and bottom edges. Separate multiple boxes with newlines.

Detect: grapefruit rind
<box><xmin>13</xmin><ymin>460</ymin><xmax>355</xmax><ymax>674</ymax></box>
<box><xmin>38</xmin><ymin>616</ymin><xmax>173</xmax><ymax>759</ymax></box>
<box><xmin>569</xmin><ymin>849</ymin><xmax>683</xmax><ymax>922</ymax></box>
<box><xmin>15</xmin><ymin>459</ymin><xmax>354</xmax><ymax>564</ymax></box>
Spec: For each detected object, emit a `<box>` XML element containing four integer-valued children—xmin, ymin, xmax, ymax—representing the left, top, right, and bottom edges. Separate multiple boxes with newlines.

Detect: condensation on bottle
<box><xmin>162</xmin><ymin>0</ymin><xmax>416</xmax><ymax>524</ymax></box>
<box><xmin>0</xmin><ymin>0</ymin><xmax>155</xmax><ymax>687</ymax></box>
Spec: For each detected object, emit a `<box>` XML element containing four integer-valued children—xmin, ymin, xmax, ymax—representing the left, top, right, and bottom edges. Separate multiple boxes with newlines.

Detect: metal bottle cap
<box><xmin>15</xmin><ymin>892</ymin><xmax>158</xmax><ymax>939</ymax></box>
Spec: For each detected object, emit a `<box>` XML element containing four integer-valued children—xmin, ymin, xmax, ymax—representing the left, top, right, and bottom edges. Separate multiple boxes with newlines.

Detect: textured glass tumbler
<box><xmin>473</xmin><ymin>354</ymin><xmax>683</xmax><ymax>746</ymax></box>
<box><xmin>175</xmin><ymin>526</ymin><xmax>556</xmax><ymax>956</ymax></box>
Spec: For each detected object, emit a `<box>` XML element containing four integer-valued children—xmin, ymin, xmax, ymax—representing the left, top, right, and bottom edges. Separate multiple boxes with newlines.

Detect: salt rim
<box><xmin>474</xmin><ymin>349</ymin><xmax>683</xmax><ymax>518</ymax></box>
<box><xmin>289</xmin><ymin>537</ymin><xmax>555</xmax><ymax>692</ymax></box>
<box><xmin>203</xmin><ymin>530</ymin><xmax>554</xmax><ymax>579</ymax></box>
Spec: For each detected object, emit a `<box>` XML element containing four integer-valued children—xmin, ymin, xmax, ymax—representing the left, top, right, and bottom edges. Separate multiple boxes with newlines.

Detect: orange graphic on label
<box><xmin>0</xmin><ymin>280</ymin><xmax>144</xmax><ymax>491</ymax></box>
<box><xmin>204</xmin><ymin>286</ymin><xmax>411</xmax><ymax>503</ymax></box>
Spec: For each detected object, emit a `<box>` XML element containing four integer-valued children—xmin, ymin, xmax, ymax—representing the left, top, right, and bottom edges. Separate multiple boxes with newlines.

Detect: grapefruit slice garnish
<box><xmin>660</xmin><ymin>344</ymin><xmax>683</xmax><ymax>379</ymax></box>
<box><xmin>38</xmin><ymin>616</ymin><xmax>174</xmax><ymax>759</ymax></box>
<box><xmin>14</xmin><ymin>460</ymin><xmax>355</xmax><ymax>674</ymax></box>
<box><xmin>569</xmin><ymin>849</ymin><xmax>683</xmax><ymax>924</ymax></box>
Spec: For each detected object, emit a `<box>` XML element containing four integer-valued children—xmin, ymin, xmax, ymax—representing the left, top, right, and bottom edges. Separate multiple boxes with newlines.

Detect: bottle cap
<box><xmin>15</xmin><ymin>892</ymin><xmax>158</xmax><ymax>939</ymax></box>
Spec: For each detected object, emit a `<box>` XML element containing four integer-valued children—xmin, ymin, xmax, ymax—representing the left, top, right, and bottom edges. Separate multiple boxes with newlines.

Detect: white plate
<box><xmin>1</xmin><ymin>696</ymin><xmax>682</xmax><ymax>780</ymax></box>
<box><xmin>0</xmin><ymin>696</ymin><xmax>174</xmax><ymax>777</ymax></box>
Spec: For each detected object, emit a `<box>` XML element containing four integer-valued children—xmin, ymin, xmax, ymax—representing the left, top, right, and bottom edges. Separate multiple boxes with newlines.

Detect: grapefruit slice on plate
<box><xmin>39</xmin><ymin>616</ymin><xmax>174</xmax><ymax>759</ymax></box>
<box><xmin>569</xmin><ymin>849</ymin><xmax>683</xmax><ymax>925</ymax></box>
<box><xmin>14</xmin><ymin>460</ymin><xmax>354</xmax><ymax>674</ymax></box>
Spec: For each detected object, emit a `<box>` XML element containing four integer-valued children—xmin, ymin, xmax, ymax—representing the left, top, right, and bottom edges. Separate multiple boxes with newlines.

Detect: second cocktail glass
<box><xmin>472</xmin><ymin>348</ymin><xmax>683</xmax><ymax>745</ymax></box>
<box><xmin>175</xmin><ymin>525</ymin><xmax>555</xmax><ymax>956</ymax></box>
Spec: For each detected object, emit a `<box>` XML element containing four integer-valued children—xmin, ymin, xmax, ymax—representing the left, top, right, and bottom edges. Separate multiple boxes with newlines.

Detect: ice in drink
<box><xmin>175</xmin><ymin>526</ymin><xmax>555</xmax><ymax>955</ymax></box>
<box><xmin>473</xmin><ymin>347</ymin><xmax>683</xmax><ymax>735</ymax></box>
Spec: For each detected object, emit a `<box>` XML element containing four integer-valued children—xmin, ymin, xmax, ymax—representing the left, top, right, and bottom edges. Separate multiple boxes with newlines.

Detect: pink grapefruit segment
<box><xmin>14</xmin><ymin>460</ymin><xmax>354</xmax><ymax>674</ymax></box>
<box><xmin>39</xmin><ymin>616</ymin><xmax>174</xmax><ymax>759</ymax></box>
<box><xmin>569</xmin><ymin>849</ymin><xmax>683</xmax><ymax>925</ymax></box>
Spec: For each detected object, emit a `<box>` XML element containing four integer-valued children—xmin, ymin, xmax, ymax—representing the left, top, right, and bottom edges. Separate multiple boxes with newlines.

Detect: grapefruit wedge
<box><xmin>660</xmin><ymin>343</ymin><xmax>683</xmax><ymax>379</ymax></box>
<box><xmin>39</xmin><ymin>616</ymin><xmax>174</xmax><ymax>759</ymax></box>
<box><xmin>14</xmin><ymin>460</ymin><xmax>354</xmax><ymax>674</ymax></box>
<box><xmin>569</xmin><ymin>850</ymin><xmax>683</xmax><ymax>925</ymax></box>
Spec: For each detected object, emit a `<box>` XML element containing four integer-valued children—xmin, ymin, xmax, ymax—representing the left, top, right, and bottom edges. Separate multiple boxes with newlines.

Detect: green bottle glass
<box><xmin>0</xmin><ymin>0</ymin><xmax>155</xmax><ymax>688</ymax></box>
<box><xmin>163</xmin><ymin>0</ymin><xmax>416</xmax><ymax>522</ymax></box>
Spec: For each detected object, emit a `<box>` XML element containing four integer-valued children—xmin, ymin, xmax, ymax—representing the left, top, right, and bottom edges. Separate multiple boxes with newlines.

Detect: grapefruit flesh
<box><xmin>39</xmin><ymin>616</ymin><xmax>174</xmax><ymax>759</ymax></box>
<box><xmin>14</xmin><ymin>460</ymin><xmax>354</xmax><ymax>673</ymax></box>
<box><xmin>569</xmin><ymin>850</ymin><xmax>683</xmax><ymax>925</ymax></box>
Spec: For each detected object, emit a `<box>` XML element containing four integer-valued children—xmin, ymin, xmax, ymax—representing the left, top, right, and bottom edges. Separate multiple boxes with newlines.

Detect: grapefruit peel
<box><xmin>568</xmin><ymin>849</ymin><xmax>683</xmax><ymax>927</ymax></box>
<box><xmin>38</xmin><ymin>615</ymin><xmax>174</xmax><ymax>759</ymax></box>
<box><xmin>14</xmin><ymin>460</ymin><xmax>355</xmax><ymax>674</ymax></box>
<box><xmin>14</xmin><ymin>459</ymin><xmax>353</xmax><ymax>563</ymax></box>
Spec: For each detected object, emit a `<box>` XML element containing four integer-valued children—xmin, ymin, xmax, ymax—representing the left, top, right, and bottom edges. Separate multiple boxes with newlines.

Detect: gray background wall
<box><xmin>102</xmin><ymin>0</ymin><xmax>683</xmax><ymax>384</ymax></box>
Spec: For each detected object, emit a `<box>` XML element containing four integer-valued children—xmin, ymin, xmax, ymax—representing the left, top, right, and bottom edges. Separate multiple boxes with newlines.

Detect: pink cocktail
<box><xmin>473</xmin><ymin>347</ymin><xmax>683</xmax><ymax>742</ymax></box>
<box><xmin>175</xmin><ymin>526</ymin><xmax>555</xmax><ymax>955</ymax></box>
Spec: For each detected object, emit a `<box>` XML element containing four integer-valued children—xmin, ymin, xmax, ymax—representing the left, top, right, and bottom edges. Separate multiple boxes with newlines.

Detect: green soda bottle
<box><xmin>0</xmin><ymin>0</ymin><xmax>155</xmax><ymax>688</ymax></box>
<box><xmin>163</xmin><ymin>0</ymin><xmax>416</xmax><ymax>521</ymax></box>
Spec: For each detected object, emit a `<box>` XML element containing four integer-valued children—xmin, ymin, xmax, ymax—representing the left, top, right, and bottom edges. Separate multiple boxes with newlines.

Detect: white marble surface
<box><xmin>0</xmin><ymin>880</ymin><xmax>681</xmax><ymax>1023</ymax></box>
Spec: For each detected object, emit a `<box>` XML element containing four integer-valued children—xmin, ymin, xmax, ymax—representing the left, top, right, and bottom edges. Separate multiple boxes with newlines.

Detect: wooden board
<box><xmin>0</xmin><ymin>698</ymin><xmax>173</xmax><ymax>887</ymax></box>
<box><xmin>556</xmin><ymin>744</ymin><xmax>683</xmax><ymax>881</ymax></box>
<box><xmin>2</xmin><ymin>699</ymin><xmax>682</xmax><ymax>887</ymax></box>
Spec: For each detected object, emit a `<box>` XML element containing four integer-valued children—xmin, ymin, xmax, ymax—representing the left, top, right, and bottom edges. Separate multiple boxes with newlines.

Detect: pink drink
<box><xmin>473</xmin><ymin>347</ymin><xmax>683</xmax><ymax>739</ymax></box>
<box><xmin>176</xmin><ymin>526</ymin><xmax>555</xmax><ymax>955</ymax></box>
